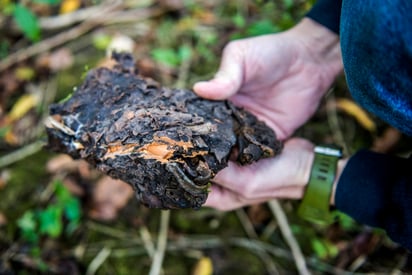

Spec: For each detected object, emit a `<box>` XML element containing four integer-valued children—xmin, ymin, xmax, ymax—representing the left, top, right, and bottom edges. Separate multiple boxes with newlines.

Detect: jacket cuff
<box><xmin>306</xmin><ymin>0</ymin><xmax>343</xmax><ymax>34</ymax></box>
<box><xmin>335</xmin><ymin>149</ymin><xmax>412</xmax><ymax>249</ymax></box>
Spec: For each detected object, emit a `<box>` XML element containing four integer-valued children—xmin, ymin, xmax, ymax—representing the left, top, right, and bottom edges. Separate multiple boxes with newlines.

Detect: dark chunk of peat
<box><xmin>45</xmin><ymin>53</ymin><xmax>282</xmax><ymax>209</ymax></box>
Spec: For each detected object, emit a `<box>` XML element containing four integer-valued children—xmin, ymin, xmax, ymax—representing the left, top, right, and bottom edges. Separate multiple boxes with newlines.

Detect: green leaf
<box><xmin>1</xmin><ymin>1</ymin><xmax>14</xmax><ymax>15</ymax></box>
<box><xmin>64</xmin><ymin>197</ymin><xmax>81</xmax><ymax>222</ymax></box>
<box><xmin>311</xmin><ymin>238</ymin><xmax>328</xmax><ymax>259</ymax></box>
<box><xmin>54</xmin><ymin>180</ymin><xmax>70</xmax><ymax>203</ymax></box>
<box><xmin>92</xmin><ymin>33</ymin><xmax>112</xmax><ymax>50</ymax></box>
<box><xmin>311</xmin><ymin>238</ymin><xmax>339</xmax><ymax>259</ymax></box>
<box><xmin>282</xmin><ymin>0</ymin><xmax>294</xmax><ymax>9</ymax></box>
<box><xmin>17</xmin><ymin>211</ymin><xmax>38</xmax><ymax>243</ymax></box>
<box><xmin>17</xmin><ymin>211</ymin><xmax>37</xmax><ymax>232</ymax></box>
<box><xmin>232</xmin><ymin>13</ymin><xmax>246</xmax><ymax>28</ymax></box>
<box><xmin>13</xmin><ymin>4</ymin><xmax>41</xmax><ymax>41</ymax></box>
<box><xmin>178</xmin><ymin>45</ymin><xmax>192</xmax><ymax>62</ymax></box>
<box><xmin>151</xmin><ymin>48</ymin><xmax>180</xmax><ymax>68</ymax></box>
<box><xmin>53</xmin><ymin>180</ymin><xmax>82</xmax><ymax>234</ymax></box>
<box><xmin>38</xmin><ymin>205</ymin><xmax>63</xmax><ymax>238</ymax></box>
<box><xmin>65</xmin><ymin>197</ymin><xmax>81</xmax><ymax>235</ymax></box>
<box><xmin>246</xmin><ymin>19</ymin><xmax>280</xmax><ymax>36</ymax></box>
<box><xmin>33</xmin><ymin>0</ymin><xmax>61</xmax><ymax>4</ymax></box>
<box><xmin>334</xmin><ymin>211</ymin><xmax>356</xmax><ymax>230</ymax></box>
<box><xmin>0</xmin><ymin>126</ymin><xmax>10</xmax><ymax>138</ymax></box>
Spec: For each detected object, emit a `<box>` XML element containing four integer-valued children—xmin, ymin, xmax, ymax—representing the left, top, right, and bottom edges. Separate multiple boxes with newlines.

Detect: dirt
<box><xmin>45</xmin><ymin>52</ymin><xmax>282</xmax><ymax>209</ymax></box>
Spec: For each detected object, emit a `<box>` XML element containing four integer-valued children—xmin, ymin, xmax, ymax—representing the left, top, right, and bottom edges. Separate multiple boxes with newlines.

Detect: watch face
<box><xmin>314</xmin><ymin>146</ymin><xmax>343</xmax><ymax>158</ymax></box>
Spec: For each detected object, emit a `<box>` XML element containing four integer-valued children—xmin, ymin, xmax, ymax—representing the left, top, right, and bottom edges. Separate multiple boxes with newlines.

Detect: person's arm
<box><xmin>334</xmin><ymin>151</ymin><xmax>412</xmax><ymax>251</ymax></box>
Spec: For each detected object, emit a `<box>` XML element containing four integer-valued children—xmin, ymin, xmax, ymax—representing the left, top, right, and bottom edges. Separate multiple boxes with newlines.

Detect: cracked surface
<box><xmin>45</xmin><ymin>53</ymin><xmax>282</xmax><ymax>209</ymax></box>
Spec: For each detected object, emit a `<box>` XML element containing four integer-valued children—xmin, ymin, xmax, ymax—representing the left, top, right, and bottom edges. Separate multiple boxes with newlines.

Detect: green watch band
<box><xmin>298</xmin><ymin>145</ymin><xmax>342</xmax><ymax>224</ymax></box>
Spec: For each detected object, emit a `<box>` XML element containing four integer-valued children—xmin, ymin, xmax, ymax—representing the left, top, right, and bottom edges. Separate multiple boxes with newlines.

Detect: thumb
<box><xmin>193</xmin><ymin>46</ymin><xmax>243</xmax><ymax>100</ymax></box>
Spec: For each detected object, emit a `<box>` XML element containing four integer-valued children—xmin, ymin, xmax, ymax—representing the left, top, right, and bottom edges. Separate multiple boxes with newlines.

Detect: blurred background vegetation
<box><xmin>1</xmin><ymin>0</ymin><xmax>411</xmax><ymax>274</ymax></box>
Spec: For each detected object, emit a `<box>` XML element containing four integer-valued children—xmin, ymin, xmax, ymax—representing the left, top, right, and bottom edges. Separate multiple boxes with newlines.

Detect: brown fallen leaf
<box><xmin>0</xmin><ymin>212</ymin><xmax>7</xmax><ymax>226</ymax></box>
<box><xmin>40</xmin><ymin>48</ymin><xmax>74</xmax><ymax>72</ymax></box>
<box><xmin>247</xmin><ymin>204</ymin><xmax>271</xmax><ymax>227</ymax></box>
<box><xmin>88</xmin><ymin>177</ymin><xmax>134</xmax><ymax>221</ymax></box>
<box><xmin>371</xmin><ymin>127</ymin><xmax>402</xmax><ymax>153</ymax></box>
<box><xmin>47</xmin><ymin>154</ymin><xmax>95</xmax><ymax>180</ymax></box>
<box><xmin>47</xmin><ymin>154</ymin><xmax>80</xmax><ymax>173</ymax></box>
<box><xmin>0</xmin><ymin>170</ymin><xmax>10</xmax><ymax>190</ymax></box>
<box><xmin>62</xmin><ymin>177</ymin><xmax>86</xmax><ymax>197</ymax></box>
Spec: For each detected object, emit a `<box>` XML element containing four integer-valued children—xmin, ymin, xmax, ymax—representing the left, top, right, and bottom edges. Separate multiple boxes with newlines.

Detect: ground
<box><xmin>0</xmin><ymin>1</ymin><xmax>411</xmax><ymax>274</ymax></box>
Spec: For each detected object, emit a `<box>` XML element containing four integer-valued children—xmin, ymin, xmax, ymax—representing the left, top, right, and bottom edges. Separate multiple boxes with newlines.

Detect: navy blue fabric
<box><xmin>336</xmin><ymin>150</ymin><xmax>412</xmax><ymax>251</ymax></box>
<box><xmin>306</xmin><ymin>0</ymin><xmax>342</xmax><ymax>34</ymax></box>
<box><xmin>307</xmin><ymin>0</ymin><xmax>412</xmax><ymax>251</ymax></box>
<box><xmin>340</xmin><ymin>0</ymin><xmax>412</xmax><ymax>137</ymax></box>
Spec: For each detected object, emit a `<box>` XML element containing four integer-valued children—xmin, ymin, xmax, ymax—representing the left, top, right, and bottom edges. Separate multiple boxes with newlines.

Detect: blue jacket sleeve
<box><xmin>306</xmin><ymin>0</ymin><xmax>342</xmax><ymax>34</ymax></box>
<box><xmin>335</xmin><ymin>150</ymin><xmax>412</xmax><ymax>251</ymax></box>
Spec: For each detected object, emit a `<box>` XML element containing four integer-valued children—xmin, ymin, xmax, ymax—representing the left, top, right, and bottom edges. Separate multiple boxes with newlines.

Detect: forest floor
<box><xmin>1</xmin><ymin>1</ymin><xmax>412</xmax><ymax>274</ymax></box>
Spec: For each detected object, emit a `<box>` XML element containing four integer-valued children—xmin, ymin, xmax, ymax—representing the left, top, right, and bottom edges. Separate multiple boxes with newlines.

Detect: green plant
<box><xmin>151</xmin><ymin>45</ymin><xmax>192</xmax><ymax>68</ymax></box>
<box><xmin>1</xmin><ymin>0</ymin><xmax>61</xmax><ymax>42</ymax></box>
<box><xmin>17</xmin><ymin>180</ymin><xmax>82</xmax><ymax>244</ymax></box>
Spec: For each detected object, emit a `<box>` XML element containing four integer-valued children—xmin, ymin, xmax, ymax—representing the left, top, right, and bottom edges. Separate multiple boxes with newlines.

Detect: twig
<box><xmin>140</xmin><ymin>225</ymin><xmax>156</xmax><ymax>258</ymax></box>
<box><xmin>236</xmin><ymin>209</ymin><xmax>258</xmax><ymax>238</ymax></box>
<box><xmin>326</xmin><ymin>91</ymin><xmax>349</xmax><ymax>155</ymax></box>
<box><xmin>0</xmin><ymin>140</ymin><xmax>45</xmax><ymax>168</ymax></box>
<box><xmin>236</xmin><ymin>209</ymin><xmax>279</xmax><ymax>274</ymax></box>
<box><xmin>86</xmin><ymin>247</ymin><xmax>111</xmax><ymax>275</ymax></box>
<box><xmin>39</xmin><ymin>5</ymin><xmax>113</xmax><ymax>30</ymax></box>
<box><xmin>86</xmin><ymin>220</ymin><xmax>137</xmax><ymax>239</ymax></box>
<box><xmin>82</xmin><ymin>234</ymin><xmax>354</xmax><ymax>275</ymax></box>
<box><xmin>268</xmin><ymin>200</ymin><xmax>311</xmax><ymax>275</ymax></box>
<box><xmin>260</xmin><ymin>220</ymin><xmax>278</xmax><ymax>241</ymax></box>
<box><xmin>0</xmin><ymin>4</ymin><xmax>170</xmax><ymax>72</ymax></box>
<box><xmin>0</xmin><ymin>1</ymin><xmax>130</xmax><ymax>71</ymax></box>
<box><xmin>149</xmin><ymin>210</ymin><xmax>170</xmax><ymax>275</ymax></box>
<box><xmin>0</xmin><ymin>1</ymin><xmax>123</xmax><ymax>72</ymax></box>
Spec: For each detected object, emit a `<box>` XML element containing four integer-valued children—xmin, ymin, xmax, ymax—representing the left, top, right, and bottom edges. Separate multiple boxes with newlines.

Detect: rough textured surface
<box><xmin>45</xmin><ymin>53</ymin><xmax>282</xmax><ymax>209</ymax></box>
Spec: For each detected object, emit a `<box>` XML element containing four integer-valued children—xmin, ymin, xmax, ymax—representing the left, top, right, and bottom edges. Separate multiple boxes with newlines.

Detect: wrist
<box><xmin>330</xmin><ymin>158</ymin><xmax>348</xmax><ymax>206</ymax></box>
<box><xmin>290</xmin><ymin>18</ymin><xmax>343</xmax><ymax>79</ymax></box>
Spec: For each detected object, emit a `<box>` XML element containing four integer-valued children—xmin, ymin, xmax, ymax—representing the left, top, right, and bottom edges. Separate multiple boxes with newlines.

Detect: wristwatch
<box><xmin>297</xmin><ymin>145</ymin><xmax>342</xmax><ymax>224</ymax></box>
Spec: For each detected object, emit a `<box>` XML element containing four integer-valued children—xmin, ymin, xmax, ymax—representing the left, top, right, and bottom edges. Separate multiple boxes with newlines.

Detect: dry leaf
<box><xmin>192</xmin><ymin>257</ymin><xmax>213</xmax><ymax>275</ymax></box>
<box><xmin>47</xmin><ymin>154</ymin><xmax>79</xmax><ymax>173</ymax></box>
<box><xmin>247</xmin><ymin>204</ymin><xmax>271</xmax><ymax>226</ymax></box>
<box><xmin>60</xmin><ymin>0</ymin><xmax>81</xmax><ymax>14</ymax></box>
<box><xmin>62</xmin><ymin>177</ymin><xmax>85</xmax><ymax>197</ymax></box>
<box><xmin>7</xmin><ymin>93</ymin><xmax>40</xmax><ymax>122</ymax></box>
<box><xmin>371</xmin><ymin>127</ymin><xmax>402</xmax><ymax>153</ymax></box>
<box><xmin>15</xmin><ymin>66</ymin><xmax>35</xmax><ymax>81</ymax></box>
<box><xmin>194</xmin><ymin>9</ymin><xmax>216</xmax><ymax>25</ymax></box>
<box><xmin>89</xmin><ymin>177</ymin><xmax>134</xmax><ymax>221</ymax></box>
<box><xmin>0</xmin><ymin>213</ymin><xmax>7</xmax><ymax>227</ymax></box>
<box><xmin>0</xmin><ymin>170</ymin><xmax>10</xmax><ymax>190</ymax></box>
<box><xmin>37</xmin><ymin>48</ymin><xmax>74</xmax><ymax>72</ymax></box>
<box><xmin>334</xmin><ymin>98</ymin><xmax>376</xmax><ymax>132</ymax></box>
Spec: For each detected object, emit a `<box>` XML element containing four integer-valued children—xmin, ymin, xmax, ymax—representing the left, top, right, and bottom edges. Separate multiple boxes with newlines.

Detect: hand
<box><xmin>194</xmin><ymin>18</ymin><xmax>342</xmax><ymax>139</ymax></box>
<box><xmin>205</xmin><ymin>138</ymin><xmax>315</xmax><ymax>210</ymax></box>
<box><xmin>194</xmin><ymin>19</ymin><xmax>343</xmax><ymax>210</ymax></box>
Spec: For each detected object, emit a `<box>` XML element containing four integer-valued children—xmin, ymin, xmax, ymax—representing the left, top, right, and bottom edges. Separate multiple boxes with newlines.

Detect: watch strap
<box><xmin>298</xmin><ymin>145</ymin><xmax>342</xmax><ymax>224</ymax></box>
